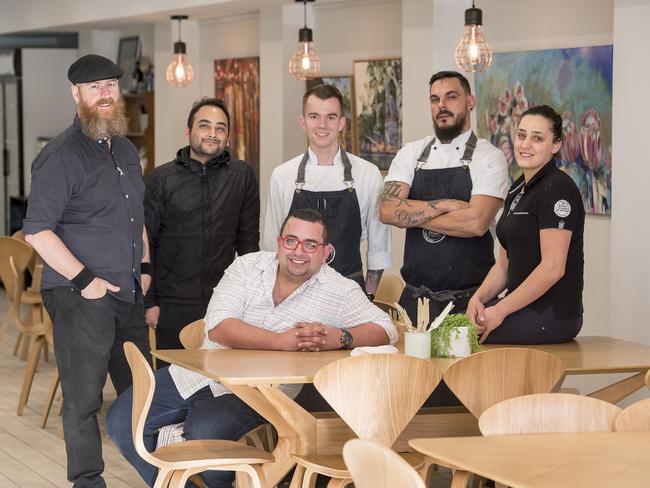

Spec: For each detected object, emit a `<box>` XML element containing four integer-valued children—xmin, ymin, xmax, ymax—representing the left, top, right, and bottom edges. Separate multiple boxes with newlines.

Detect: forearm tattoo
<box><xmin>395</xmin><ymin>209</ymin><xmax>434</xmax><ymax>226</ymax></box>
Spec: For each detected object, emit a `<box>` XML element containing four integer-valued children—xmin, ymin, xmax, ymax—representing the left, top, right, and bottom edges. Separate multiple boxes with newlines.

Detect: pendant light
<box><xmin>454</xmin><ymin>1</ymin><xmax>493</xmax><ymax>73</ymax></box>
<box><xmin>288</xmin><ymin>0</ymin><xmax>320</xmax><ymax>81</ymax></box>
<box><xmin>166</xmin><ymin>15</ymin><xmax>194</xmax><ymax>87</ymax></box>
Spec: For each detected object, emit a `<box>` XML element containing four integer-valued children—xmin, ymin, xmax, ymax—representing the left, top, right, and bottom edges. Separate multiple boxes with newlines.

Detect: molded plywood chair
<box><xmin>123</xmin><ymin>341</ymin><xmax>274</xmax><ymax>488</ymax></box>
<box><xmin>443</xmin><ymin>348</ymin><xmax>567</xmax><ymax>420</ymax></box>
<box><xmin>179</xmin><ymin>319</ymin><xmax>206</xmax><ymax>350</ymax></box>
<box><xmin>342</xmin><ymin>439</ymin><xmax>426</xmax><ymax>488</ymax></box>
<box><xmin>646</xmin><ymin>369</ymin><xmax>650</xmax><ymax>390</ymax></box>
<box><xmin>615</xmin><ymin>398</ymin><xmax>650</xmax><ymax>432</ymax></box>
<box><xmin>291</xmin><ymin>354</ymin><xmax>442</xmax><ymax>488</ymax></box>
<box><xmin>161</xmin><ymin>319</ymin><xmax>275</xmax><ymax>454</ymax></box>
<box><xmin>478</xmin><ymin>393</ymin><xmax>621</xmax><ymax>436</ymax></box>
<box><xmin>0</xmin><ymin>236</ymin><xmax>41</xmax><ymax>354</ymax></box>
<box><xmin>373</xmin><ymin>274</ymin><xmax>404</xmax><ymax>312</ymax></box>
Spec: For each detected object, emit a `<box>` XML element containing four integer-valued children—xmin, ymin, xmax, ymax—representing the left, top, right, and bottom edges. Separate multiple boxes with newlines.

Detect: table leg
<box><xmin>586</xmin><ymin>371</ymin><xmax>648</xmax><ymax>403</ymax></box>
<box><xmin>451</xmin><ymin>469</ymin><xmax>472</xmax><ymax>488</ymax></box>
<box><xmin>226</xmin><ymin>383</ymin><xmax>317</xmax><ymax>487</ymax></box>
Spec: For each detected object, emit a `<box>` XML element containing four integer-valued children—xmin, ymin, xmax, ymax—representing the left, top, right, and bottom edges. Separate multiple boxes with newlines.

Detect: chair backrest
<box><xmin>123</xmin><ymin>342</ymin><xmax>163</xmax><ymax>466</ymax></box>
<box><xmin>179</xmin><ymin>319</ymin><xmax>206</xmax><ymax>350</ymax></box>
<box><xmin>479</xmin><ymin>393</ymin><xmax>621</xmax><ymax>436</ymax></box>
<box><xmin>0</xmin><ymin>236</ymin><xmax>34</xmax><ymax>299</ymax></box>
<box><xmin>615</xmin><ymin>398</ymin><xmax>650</xmax><ymax>432</ymax></box>
<box><xmin>646</xmin><ymin>369</ymin><xmax>650</xmax><ymax>391</ymax></box>
<box><xmin>443</xmin><ymin>348</ymin><xmax>566</xmax><ymax>419</ymax></box>
<box><xmin>374</xmin><ymin>274</ymin><xmax>404</xmax><ymax>307</ymax></box>
<box><xmin>313</xmin><ymin>354</ymin><xmax>442</xmax><ymax>446</ymax></box>
<box><xmin>343</xmin><ymin>439</ymin><xmax>426</xmax><ymax>488</ymax></box>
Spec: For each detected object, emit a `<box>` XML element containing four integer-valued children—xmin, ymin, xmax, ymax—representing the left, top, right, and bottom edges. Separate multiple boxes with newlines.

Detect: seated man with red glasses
<box><xmin>106</xmin><ymin>207</ymin><xmax>397</xmax><ymax>488</ymax></box>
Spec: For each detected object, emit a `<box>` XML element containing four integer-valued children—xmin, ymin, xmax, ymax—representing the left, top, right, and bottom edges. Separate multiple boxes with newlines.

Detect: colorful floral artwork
<box><xmin>354</xmin><ymin>59</ymin><xmax>402</xmax><ymax>171</ymax></box>
<box><xmin>214</xmin><ymin>57</ymin><xmax>260</xmax><ymax>178</ymax></box>
<box><xmin>475</xmin><ymin>46</ymin><xmax>613</xmax><ymax>215</ymax></box>
<box><xmin>306</xmin><ymin>76</ymin><xmax>355</xmax><ymax>153</ymax></box>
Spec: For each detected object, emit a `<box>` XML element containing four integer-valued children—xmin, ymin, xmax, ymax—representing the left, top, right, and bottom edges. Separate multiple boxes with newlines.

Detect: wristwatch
<box><xmin>340</xmin><ymin>329</ymin><xmax>353</xmax><ymax>349</ymax></box>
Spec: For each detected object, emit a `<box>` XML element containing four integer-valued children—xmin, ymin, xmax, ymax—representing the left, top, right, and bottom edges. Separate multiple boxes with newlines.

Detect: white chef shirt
<box><xmin>263</xmin><ymin>147</ymin><xmax>392</xmax><ymax>271</ymax></box>
<box><xmin>385</xmin><ymin>129</ymin><xmax>509</xmax><ymax>200</ymax></box>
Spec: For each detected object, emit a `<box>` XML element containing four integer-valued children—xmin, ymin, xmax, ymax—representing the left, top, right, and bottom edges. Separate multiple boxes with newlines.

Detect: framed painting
<box><xmin>475</xmin><ymin>45</ymin><xmax>613</xmax><ymax>215</ymax></box>
<box><xmin>214</xmin><ymin>56</ymin><xmax>260</xmax><ymax>178</ymax></box>
<box><xmin>306</xmin><ymin>75</ymin><xmax>355</xmax><ymax>152</ymax></box>
<box><xmin>117</xmin><ymin>36</ymin><xmax>141</xmax><ymax>93</ymax></box>
<box><xmin>353</xmin><ymin>58</ymin><xmax>402</xmax><ymax>171</ymax></box>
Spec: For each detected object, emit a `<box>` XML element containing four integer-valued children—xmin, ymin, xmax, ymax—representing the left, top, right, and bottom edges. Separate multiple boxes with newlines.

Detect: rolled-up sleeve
<box><xmin>23</xmin><ymin>149</ymin><xmax>74</xmax><ymax>235</ymax></box>
<box><xmin>340</xmin><ymin>284</ymin><xmax>398</xmax><ymax>345</ymax></box>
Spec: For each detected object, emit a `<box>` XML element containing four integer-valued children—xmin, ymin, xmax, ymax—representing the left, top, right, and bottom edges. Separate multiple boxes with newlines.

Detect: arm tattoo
<box><xmin>427</xmin><ymin>199</ymin><xmax>450</xmax><ymax>210</ymax></box>
<box><xmin>395</xmin><ymin>209</ymin><xmax>434</xmax><ymax>226</ymax></box>
<box><xmin>381</xmin><ymin>181</ymin><xmax>403</xmax><ymax>201</ymax></box>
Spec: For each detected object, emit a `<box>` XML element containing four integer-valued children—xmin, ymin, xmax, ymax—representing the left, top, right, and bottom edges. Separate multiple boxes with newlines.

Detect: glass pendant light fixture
<box><xmin>288</xmin><ymin>0</ymin><xmax>320</xmax><ymax>81</ymax></box>
<box><xmin>454</xmin><ymin>1</ymin><xmax>493</xmax><ymax>73</ymax></box>
<box><xmin>166</xmin><ymin>15</ymin><xmax>194</xmax><ymax>87</ymax></box>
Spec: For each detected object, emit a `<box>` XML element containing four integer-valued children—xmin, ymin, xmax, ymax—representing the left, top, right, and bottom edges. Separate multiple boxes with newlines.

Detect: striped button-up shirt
<box><xmin>169</xmin><ymin>251</ymin><xmax>398</xmax><ymax>399</ymax></box>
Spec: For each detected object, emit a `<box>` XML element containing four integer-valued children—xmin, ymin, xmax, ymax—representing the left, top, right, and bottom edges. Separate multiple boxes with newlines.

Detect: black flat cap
<box><xmin>67</xmin><ymin>54</ymin><xmax>124</xmax><ymax>84</ymax></box>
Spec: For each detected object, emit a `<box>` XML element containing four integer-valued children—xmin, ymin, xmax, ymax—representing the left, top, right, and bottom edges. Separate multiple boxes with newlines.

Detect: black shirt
<box><xmin>495</xmin><ymin>161</ymin><xmax>584</xmax><ymax>319</ymax></box>
<box><xmin>23</xmin><ymin>117</ymin><xmax>145</xmax><ymax>303</ymax></box>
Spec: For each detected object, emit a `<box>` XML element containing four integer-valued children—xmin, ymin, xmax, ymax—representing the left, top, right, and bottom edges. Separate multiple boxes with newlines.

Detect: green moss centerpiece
<box><xmin>430</xmin><ymin>314</ymin><xmax>481</xmax><ymax>358</ymax></box>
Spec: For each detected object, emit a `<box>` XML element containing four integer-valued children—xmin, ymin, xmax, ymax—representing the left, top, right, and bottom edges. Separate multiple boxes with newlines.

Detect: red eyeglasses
<box><xmin>278</xmin><ymin>236</ymin><xmax>325</xmax><ymax>253</ymax></box>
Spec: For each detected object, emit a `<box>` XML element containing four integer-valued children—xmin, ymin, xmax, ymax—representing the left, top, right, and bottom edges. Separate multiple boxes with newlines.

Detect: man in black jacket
<box><xmin>144</xmin><ymin>97</ymin><xmax>260</xmax><ymax>358</ymax></box>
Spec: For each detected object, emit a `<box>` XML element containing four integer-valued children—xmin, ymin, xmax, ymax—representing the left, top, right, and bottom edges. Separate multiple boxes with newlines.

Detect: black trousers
<box><xmin>154</xmin><ymin>301</ymin><xmax>206</xmax><ymax>367</ymax></box>
<box><xmin>42</xmin><ymin>287</ymin><xmax>150</xmax><ymax>488</ymax></box>
<box><xmin>481</xmin><ymin>300</ymin><xmax>583</xmax><ymax>344</ymax></box>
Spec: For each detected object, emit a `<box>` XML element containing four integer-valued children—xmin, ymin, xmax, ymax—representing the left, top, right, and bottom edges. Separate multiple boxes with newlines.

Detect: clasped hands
<box><xmin>466</xmin><ymin>298</ymin><xmax>507</xmax><ymax>344</ymax></box>
<box><xmin>281</xmin><ymin>322</ymin><xmax>342</xmax><ymax>352</ymax></box>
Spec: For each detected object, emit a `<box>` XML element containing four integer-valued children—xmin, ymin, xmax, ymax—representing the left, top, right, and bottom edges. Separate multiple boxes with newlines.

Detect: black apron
<box><xmin>399</xmin><ymin>133</ymin><xmax>494</xmax><ymax>321</ymax></box>
<box><xmin>288</xmin><ymin>149</ymin><xmax>365</xmax><ymax>290</ymax></box>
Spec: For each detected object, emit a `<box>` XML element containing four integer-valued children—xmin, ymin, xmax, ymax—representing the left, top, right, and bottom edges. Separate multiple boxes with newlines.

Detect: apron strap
<box><xmin>415</xmin><ymin>131</ymin><xmax>479</xmax><ymax>172</ymax></box>
<box><xmin>340</xmin><ymin>148</ymin><xmax>355</xmax><ymax>191</ymax></box>
<box><xmin>295</xmin><ymin>150</ymin><xmax>310</xmax><ymax>192</ymax></box>
<box><xmin>295</xmin><ymin>147</ymin><xmax>355</xmax><ymax>192</ymax></box>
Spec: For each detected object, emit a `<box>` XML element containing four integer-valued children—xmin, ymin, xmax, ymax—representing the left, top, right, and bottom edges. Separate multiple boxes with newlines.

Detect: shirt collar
<box><xmin>307</xmin><ymin>146</ymin><xmax>342</xmax><ymax>166</ymax></box>
<box><xmin>523</xmin><ymin>160</ymin><xmax>556</xmax><ymax>190</ymax></box>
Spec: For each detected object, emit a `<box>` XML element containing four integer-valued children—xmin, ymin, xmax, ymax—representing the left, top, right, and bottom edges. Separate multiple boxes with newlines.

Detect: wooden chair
<box><xmin>615</xmin><ymin>398</ymin><xmax>650</xmax><ymax>432</ymax></box>
<box><xmin>0</xmin><ymin>236</ymin><xmax>42</xmax><ymax>356</ymax></box>
<box><xmin>443</xmin><ymin>348</ymin><xmax>566</xmax><ymax>419</ymax></box>
<box><xmin>290</xmin><ymin>354</ymin><xmax>442</xmax><ymax>488</ymax></box>
<box><xmin>165</xmin><ymin>319</ymin><xmax>275</xmax><ymax>455</ymax></box>
<box><xmin>479</xmin><ymin>393</ymin><xmax>621</xmax><ymax>436</ymax></box>
<box><xmin>342</xmin><ymin>439</ymin><xmax>426</xmax><ymax>488</ymax></box>
<box><xmin>373</xmin><ymin>274</ymin><xmax>404</xmax><ymax>312</ymax></box>
<box><xmin>123</xmin><ymin>341</ymin><xmax>274</xmax><ymax>488</ymax></box>
<box><xmin>8</xmin><ymin>257</ymin><xmax>51</xmax><ymax>416</ymax></box>
<box><xmin>179</xmin><ymin>319</ymin><xmax>206</xmax><ymax>350</ymax></box>
<box><xmin>646</xmin><ymin>369</ymin><xmax>650</xmax><ymax>390</ymax></box>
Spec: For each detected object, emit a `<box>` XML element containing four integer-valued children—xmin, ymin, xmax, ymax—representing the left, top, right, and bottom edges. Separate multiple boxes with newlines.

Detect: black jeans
<box><xmin>42</xmin><ymin>287</ymin><xmax>150</xmax><ymax>488</ymax></box>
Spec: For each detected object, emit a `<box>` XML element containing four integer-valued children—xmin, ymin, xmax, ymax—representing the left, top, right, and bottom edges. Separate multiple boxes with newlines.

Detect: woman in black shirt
<box><xmin>466</xmin><ymin>105</ymin><xmax>584</xmax><ymax>344</ymax></box>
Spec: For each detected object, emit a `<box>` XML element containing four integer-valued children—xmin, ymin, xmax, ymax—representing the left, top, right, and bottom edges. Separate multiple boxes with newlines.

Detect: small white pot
<box><xmin>404</xmin><ymin>331</ymin><xmax>432</xmax><ymax>359</ymax></box>
<box><xmin>436</xmin><ymin>326</ymin><xmax>472</xmax><ymax>358</ymax></box>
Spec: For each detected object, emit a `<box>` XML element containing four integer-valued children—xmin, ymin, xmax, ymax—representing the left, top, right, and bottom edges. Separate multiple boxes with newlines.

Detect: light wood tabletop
<box><xmin>409</xmin><ymin>432</ymin><xmax>650</xmax><ymax>488</ymax></box>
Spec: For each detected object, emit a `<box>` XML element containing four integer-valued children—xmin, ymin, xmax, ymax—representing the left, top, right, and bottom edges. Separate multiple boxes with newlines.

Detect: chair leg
<box><xmin>41</xmin><ymin>369</ymin><xmax>60</xmax><ymax>428</ymax></box>
<box><xmin>17</xmin><ymin>335</ymin><xmax>44</xmax><ymax>415</ymax></box>
<box><xmin>420</xmin><ymin>457</ymin><xmax>437</xmax><ymax>486</ymax></box>
<box><xmin>301</xmin><ymin>468</ymin><xmax>318</xmax><ymax>488</ymax></box>
<box><xmin>13</xmin><ymin>331</ymin><xmax>24</xmax><ymax>357</ymax></box>
<box><xmin>154</xmin><ymin>469</ymin><xmax>174</xmax><ymax>488</ymax></box>
<box><xmin>0</xmin><ymin>310</ymin><xmax>12</xmax><ymax>345</ymax></box>
<box><xmin>235</xmin><ymin>464</ymin><xmax>266</xmax><ymax>488</ymax></box>
<box><xmin>289</xmin><ymin>465</ymin><xmax>306</xmax><ymax>488</ymax></box>
<box><xmin>326</xmin><ymin>478</ymin><xmax>351</xmax><ymax>488</ymax></box>
<box><xmin>451</xmin><ymin>470</ymin><xmax>472</xmax><ymax>488</ymax></box>
<box><xmin>19</xmin><ymin>332</ymin><xmax>32</xmax><ymax>361</ymax></box>
<box><xmin>168</xmin><ymin>469</ymin><xmax>191</xmax><ymax>488</ymax></box>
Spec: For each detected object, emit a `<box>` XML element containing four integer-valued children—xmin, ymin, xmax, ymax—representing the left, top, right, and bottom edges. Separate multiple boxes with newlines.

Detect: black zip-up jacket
<box><xmin>144</xmin><ymin>146</ymin><xmax>259</xmax><ymax>308</ymax></box>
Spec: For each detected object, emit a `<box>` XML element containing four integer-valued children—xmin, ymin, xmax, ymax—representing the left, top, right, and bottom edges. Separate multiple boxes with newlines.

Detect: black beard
<box><xmin>433</xmin><ymin>111</ymin><xmax>467</xmax><ymax>143</ymax></box>
<box><xmin>78</xmin><ymin>97</ymin><xmax>128</xmax><ymax>140</ymax></box>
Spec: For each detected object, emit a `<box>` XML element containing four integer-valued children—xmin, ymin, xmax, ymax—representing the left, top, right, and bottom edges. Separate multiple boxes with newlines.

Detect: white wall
<box><xmin>21</xmin><ymin>49</ymin><xmax>78</xmax><ymax>191</ymax></box>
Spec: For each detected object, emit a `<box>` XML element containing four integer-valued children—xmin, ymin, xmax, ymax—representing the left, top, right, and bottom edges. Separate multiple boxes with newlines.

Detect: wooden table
<box><xmin>152</xmin><ymin>336</ymin><xmax>650</xmax><ymax>486</ymax></box>
<box><xmin>409</xmin><ymin>432</ymin><xmax>650</xmax><ymax>487</ymax></box>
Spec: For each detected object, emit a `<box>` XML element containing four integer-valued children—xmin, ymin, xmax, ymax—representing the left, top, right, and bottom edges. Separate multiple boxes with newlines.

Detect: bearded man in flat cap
<box><xmin>23</xmin><ymin>53</ymin><xmax>151</xmax><ymax>488</ymax></box>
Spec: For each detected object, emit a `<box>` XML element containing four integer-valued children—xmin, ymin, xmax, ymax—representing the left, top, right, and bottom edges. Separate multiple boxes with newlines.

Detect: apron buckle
<box><xmin>294</xmin><ymin>182</ymin><xmax>305</xmax><ymax>193</ymax></box>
